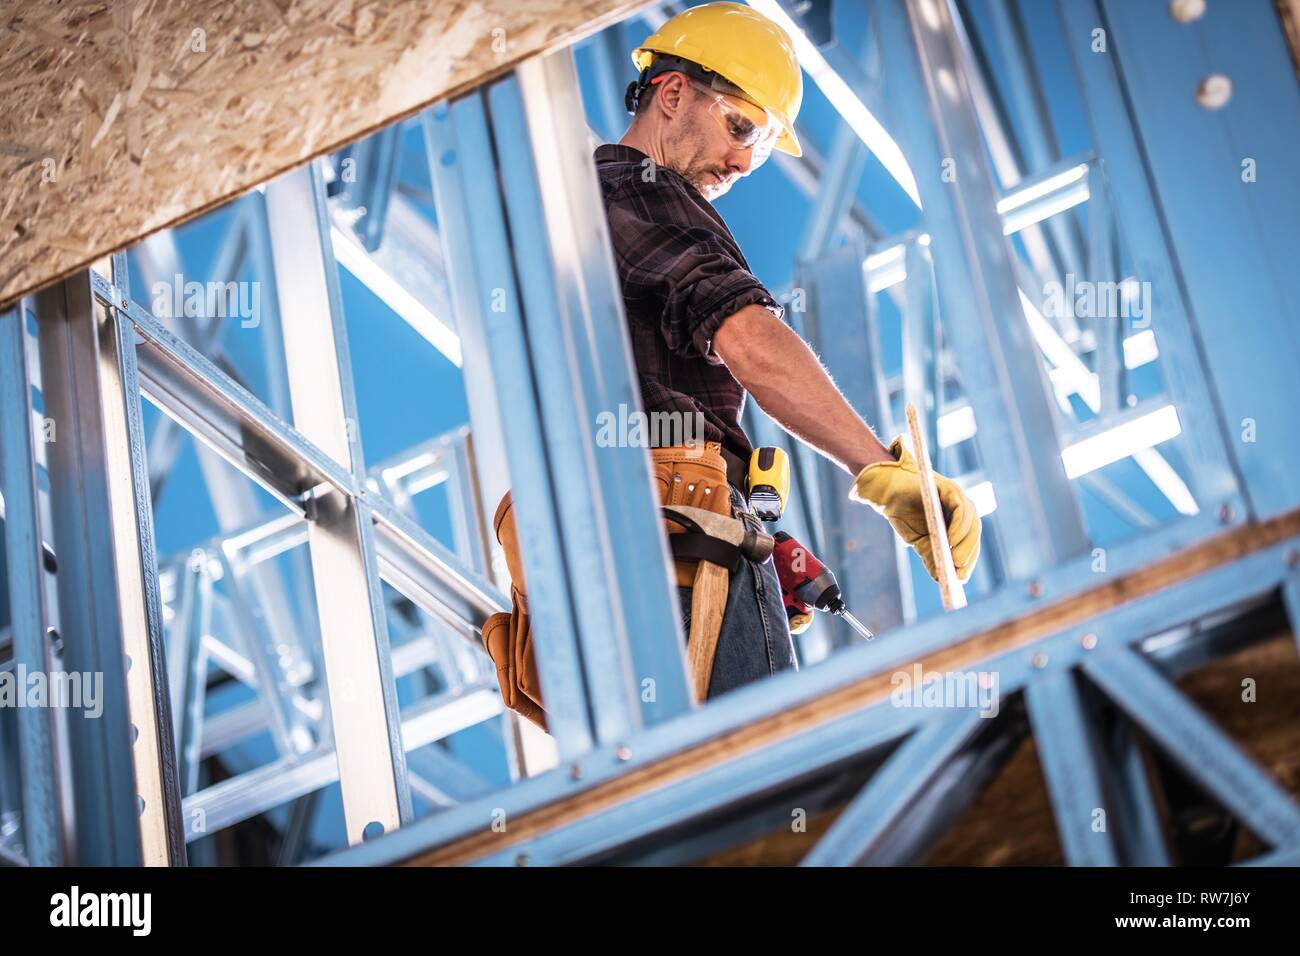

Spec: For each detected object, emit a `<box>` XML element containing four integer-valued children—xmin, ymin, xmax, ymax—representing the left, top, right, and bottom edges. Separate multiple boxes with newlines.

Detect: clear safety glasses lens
<box><xmin>698</xmin><ymin>86</ymin><xmax>781</xmax><ymax>168</ymax></box>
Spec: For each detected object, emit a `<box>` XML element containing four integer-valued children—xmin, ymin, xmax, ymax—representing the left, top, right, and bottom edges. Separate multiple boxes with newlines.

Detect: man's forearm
<box><xmin>712</xmin><ymin>304</ymin><xmax>893</xmax><ymax>475</ymax></box>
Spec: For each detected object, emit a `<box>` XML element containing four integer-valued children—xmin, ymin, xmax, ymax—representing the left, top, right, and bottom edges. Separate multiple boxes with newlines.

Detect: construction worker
<box><xmin>598</xmin><ymin>3</ymin><xmax>981</xmax><ymax>685</ymax></box>
<box><xmin>483</xmin><ymin>2</ymin><xmax>981</xmax><ymax>729</ymax></box>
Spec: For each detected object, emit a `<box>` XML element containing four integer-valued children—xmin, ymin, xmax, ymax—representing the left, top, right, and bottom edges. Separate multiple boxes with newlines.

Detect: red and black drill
<box><xmin>772</xmin><ymin>531</ymin><xmax>875</xmax><ymax>640</ymax></box>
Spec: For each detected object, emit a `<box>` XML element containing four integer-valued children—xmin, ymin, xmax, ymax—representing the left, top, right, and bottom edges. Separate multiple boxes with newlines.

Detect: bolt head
<box><xmin>1170</xmin><ymin>0</ymin><xmax>1206</xmax><ymax>23</ymax></box>
<box><xmin>569</xmin><ymin>763</ymin><xmax>582</xmax><ymax>781</ymax></box>
<box><xmin>616</xmin><ymin>745</ymin><xmax>632</xmax><ymax>761</ymax></box>
<box><xmin>1196</xmin><ymin>74</ymin><xmax>1232</xmax><ymax>110</ymax></box>
<box><xmin>1032</xmin><ymin>652</ymin><xmax>1048</xmax><ymax>669</ymax></box>
<box><xmin>1027</xmin><ymin>580</ymin><xmax>1043</xmax><ymax>599</ymax></box>
<box><xmin>1081</xmin><ymin>633</ymin><xmax>1098</xmax><ymax>650</ymax></box>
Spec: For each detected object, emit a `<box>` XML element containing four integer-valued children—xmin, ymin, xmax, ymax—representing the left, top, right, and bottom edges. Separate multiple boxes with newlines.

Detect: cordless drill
<box><xmin>771</xmin><ymin>531</ymin><xmax>875</xmax><ymax>640</ymax></box>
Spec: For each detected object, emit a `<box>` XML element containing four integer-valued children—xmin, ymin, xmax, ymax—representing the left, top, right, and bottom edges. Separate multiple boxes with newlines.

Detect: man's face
<box><xmin>663</xmin><ymin>81</ymin><xmax>778</xmax><ymax>201</ymax></box>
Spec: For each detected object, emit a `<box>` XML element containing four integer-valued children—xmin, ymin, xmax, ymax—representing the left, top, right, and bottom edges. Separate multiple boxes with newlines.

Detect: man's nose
<box><xmin>726</xmin><ymin>147</ymin><xmax>754</xmax><ymax>175</ymax></box>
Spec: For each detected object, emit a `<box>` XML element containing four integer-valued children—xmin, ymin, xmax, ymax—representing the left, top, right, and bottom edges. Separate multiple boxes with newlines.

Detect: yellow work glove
<box><xmin>787</xmin><ymin>609</ymin><xmax>814</xmax><ymax>635</ymax></box>
<box><xmin>849</xmin><ymin>437</ymin><xmax>981</xmax><ymax>583</ymax></box>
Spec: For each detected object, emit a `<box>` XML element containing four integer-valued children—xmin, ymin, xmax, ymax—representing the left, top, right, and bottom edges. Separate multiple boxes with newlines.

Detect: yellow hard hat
<box><xmin>631</xmin><ymin>2</ymin><xmax>804</xmax><ymax>158</ymax></box>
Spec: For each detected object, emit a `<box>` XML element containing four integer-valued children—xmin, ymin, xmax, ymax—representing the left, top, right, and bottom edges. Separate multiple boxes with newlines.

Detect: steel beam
<box><xmin>984</xmin><ymin>0</ymin><xmax>1087</xmax><ymax>288</ymax></box>
<box><xmin>468</xmin><ymin>705</ymin><xmax>915</xmax><ymax>866</ymax></box>
<box><xmin>797</xmin><ymin>123</ymin><xmax>870</xmax><ymax>260</ymax></box>
<box><xmin>335</xmin><ymin>127</ymin><xmax>401</xmax><ymax>253</ymax></box>
<box><xmin>31</xmin><ymin>274</ymin><xmax>187</xmax><ymax>865</ymax></box>
<box><xmin>327</xmin><ymin>507</ymin><xmax>1300</xmax><ymax>866</ymax></box>
<box><xmin>1104</xmin><ymin>708</ymin><xmax>1171</xmax><ymax>866</ymax></box>
<box><xmin>508</xmin><ymin>50</ymin><xmax>693</xmax><ymax>727</ymax></box>
<box><xmin>421</xmin><ymin>95</ymin><xmax>595</xmax><ymax>764</ymax></box>
<box><xmin>797</xmin><ymin>240</ymin><xmax>906</xmax><ymax>640</ymax></box>
<box><xmin>167</xmin><ymin>553</ymin><xmax>211</xmax><ymax>797</ymax></box>
<box><xmin>1089</xmin><ymin>0</ymin><xmax>1300</xmax><ymax>519</ymax></box>
<box><xmin>138</xmin><ymin>223</ymin><xmax>318</xmax><ymax>762</ymax></box>
<box><xmin>100</xmin><ymin>265</ymin><xmax>188</xmax><ymax>866</ymax></box>
<box><xmin>418</xmin><ymin>121</ymin><xmax>513</xmax><ymax>571</ymax></box>
<box><xmin>876</xmin><ymin>0</ymin><xmax>1090</xmax><ymax>579</ymax></box>
<box><xmin>801</xmin><ymin>709</ymin><xmax>984</xmax><ymax>866</ymax></box>
<box><xmin>1025</xmin><ymin>670</ymin><xmax>1122</xmax><ymax>865</ymax></box>
<box><xmin>1056</xmin><ymin>0</ymin><xmax>1244</xmax><ymax>515</ymax></box>
<box><xmin>0</xmin><ymin>302</ymin><xmax>63</xmax><ymax>866</ymax></box>
<box><xmin>184</xmin><ymin>686</ymin><xmax>499</xmax><ymax>840</ymax></box>
<box><xmin>263</xmin><ymin>162</ymin><xmax>412</xmax><ymax>844</ymax></box>
<box><xmin>1085</xmin><ymin>646</ymin><xmax>1300</xmax><ymax>848</ymax></box>
<box><xmin>425</xmin><ymin>56</ymin><xmax>690</xmax><ymax>757</ymax></box>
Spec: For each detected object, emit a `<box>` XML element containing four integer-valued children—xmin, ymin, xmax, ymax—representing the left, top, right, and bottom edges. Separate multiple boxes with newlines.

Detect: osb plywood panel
<box><xmin>0</xmin><ymin>0</ymin><xmax>652</xmax><ymax>305</ymax></box>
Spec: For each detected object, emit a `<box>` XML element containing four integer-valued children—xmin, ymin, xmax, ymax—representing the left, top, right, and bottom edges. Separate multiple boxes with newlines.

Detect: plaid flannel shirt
<box><xmin>594</xmin><ymin>144</ymin><xmax>783</xmax><ymax>464</ymax></box>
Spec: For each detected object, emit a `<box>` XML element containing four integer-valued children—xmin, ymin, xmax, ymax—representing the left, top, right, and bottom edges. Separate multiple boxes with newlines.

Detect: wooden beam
<box><xmin>0</xmin><ymin>0</ymin><xmax>653</xmax><ymax>306</ymax></box>
<box><xmin>400</xmin><ymin>507</ymin><xmax>1300</xmax><ymax>865</ymax></box>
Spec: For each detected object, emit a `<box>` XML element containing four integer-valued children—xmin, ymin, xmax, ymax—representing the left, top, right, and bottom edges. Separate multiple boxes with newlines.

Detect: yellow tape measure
<box><xmin>747</xmin><ymin>446</ymin><xmax>790</xmax><ymax>522</ymax></box>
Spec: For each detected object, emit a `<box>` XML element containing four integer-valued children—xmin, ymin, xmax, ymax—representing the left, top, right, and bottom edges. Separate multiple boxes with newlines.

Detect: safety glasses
<box><xmin>688</xmin><ymin>79</ymin><xmax>781</xmax><ymax>169</ymax></box>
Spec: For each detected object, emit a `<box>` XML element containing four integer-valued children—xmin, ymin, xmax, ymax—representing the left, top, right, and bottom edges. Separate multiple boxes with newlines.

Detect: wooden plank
<box><xmin>401</xmin><ymin>507</ymin><xmax>1300</xmax><ymax>865</ymax></box>
<box><xmin>0</xmin><ymin>0</ymin><xmax>653</xmax><ymax>306</ymax></box>
<box><xmin>906</xmin><ymin>401</ymin><xmax>966</xmax><ymax>610</ymax></box>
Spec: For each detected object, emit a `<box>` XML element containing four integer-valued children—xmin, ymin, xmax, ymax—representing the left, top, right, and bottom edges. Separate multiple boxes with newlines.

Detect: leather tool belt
<box><xmin>481</xmin><ymin>441</ymin><xmax>740</xmax><ymax>731</ymax></box>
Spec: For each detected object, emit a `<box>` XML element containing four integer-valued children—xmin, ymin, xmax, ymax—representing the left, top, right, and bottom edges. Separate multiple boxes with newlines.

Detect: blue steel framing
<box><xmin>876</xmin><ymin>0</ymin><xmax>1090</xmax><ymax>579</ymax></box>
<box><xmin>332</xmin><ymin>511</ymin><xmax>1300</xmax><ymax>867</ymax></box>
<box><xmin>2</xmin><ymin>0</ymin><xmax>1298</xmax><ymax>867</ymax></box>
<box><xmin>327</xmin><ymin>1</ymin><xmax>1300</xmax><ymax>866</ymax></box>
<box><xmin>796</xmin><ymin>240</ymin><xmax>906</xmax><ymax>642</ymax></box>
<box><xmin>1055</xmin><ymin>0</ymin><xmax>1249</xmax><ymax>516</ymax></box>
<box><xmin>0</xmin><ymin>299</ymin><xmax>63</xmax><ymax>866</ymax></box>
<box><xmin>1068</xmin><ymin>0</ymin><xmax>1300</xmax><ymax>519</ymax></box>
<box><xmin>424</xmin><ymin>53</ymin><xmax>694</xmax><ymax>755</ymax></box>
<box><xmin>1</xmin><ymin>267</ymin><xmax>186</xmax><ymax>865</ymax></box>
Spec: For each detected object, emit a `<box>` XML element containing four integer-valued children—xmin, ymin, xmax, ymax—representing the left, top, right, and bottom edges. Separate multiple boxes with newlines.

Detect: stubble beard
<box><xmin>666</xmin><ymin>110</ymin><xmax>733</xmax><ymax>201</ymax></box>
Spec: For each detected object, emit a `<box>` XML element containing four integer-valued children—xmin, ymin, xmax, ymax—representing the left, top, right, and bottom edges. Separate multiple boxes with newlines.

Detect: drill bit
<box><xmin>837</xmin><ymin>607</ymin><xmax>875</xmax><ymax>641</ymax></box>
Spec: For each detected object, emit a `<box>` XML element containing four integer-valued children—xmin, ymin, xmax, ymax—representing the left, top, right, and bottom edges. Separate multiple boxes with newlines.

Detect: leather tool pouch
<box><xmin>481</xmin><ymin>442</ymin><xmax>737</xmax><ymax>730</ymax></box>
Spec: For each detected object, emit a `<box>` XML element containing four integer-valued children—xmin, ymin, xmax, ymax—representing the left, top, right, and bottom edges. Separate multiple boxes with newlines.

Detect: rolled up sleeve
<box><xmin>607</xmin><ymin>192</ymin><xmax>783</xmax><ymax>366</ymax></box>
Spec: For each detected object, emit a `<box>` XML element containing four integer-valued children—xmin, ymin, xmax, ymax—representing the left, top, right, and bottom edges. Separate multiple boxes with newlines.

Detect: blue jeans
<box><xmin>677</xmin><ymin>487</ymin><xmax>799</xmax><ymax>698</ymax></box>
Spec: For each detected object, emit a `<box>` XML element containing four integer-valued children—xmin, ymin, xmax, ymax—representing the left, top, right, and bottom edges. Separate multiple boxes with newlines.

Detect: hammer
<box><xmin>661</xmin><ymin>505</ymin><xmax>773</xmax><ymax>703</ymax></box>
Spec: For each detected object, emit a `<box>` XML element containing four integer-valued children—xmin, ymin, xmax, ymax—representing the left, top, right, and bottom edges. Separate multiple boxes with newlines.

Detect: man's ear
<box><xmin>653</xmin><ymin>72</ymin><xmax>689</xmax><ymax>119</ymax></box>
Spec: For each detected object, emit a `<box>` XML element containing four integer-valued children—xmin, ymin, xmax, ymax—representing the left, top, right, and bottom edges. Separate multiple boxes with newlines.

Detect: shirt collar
<box><xmin>594</xmin><ymin>143</ymin><xmax>650</xmax><ymax>166</ymax></box>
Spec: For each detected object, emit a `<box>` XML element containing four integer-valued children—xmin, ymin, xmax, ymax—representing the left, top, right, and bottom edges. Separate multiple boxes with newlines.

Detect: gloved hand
<box><xmin>849</xmin><ymin>437</ymin><xmax>981</xmax><ymax>583</ymax></box>
<box><xmin>783</xmin><ymin>591</ymin><xmax>814</xmax><ymax>635</ymax></box>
